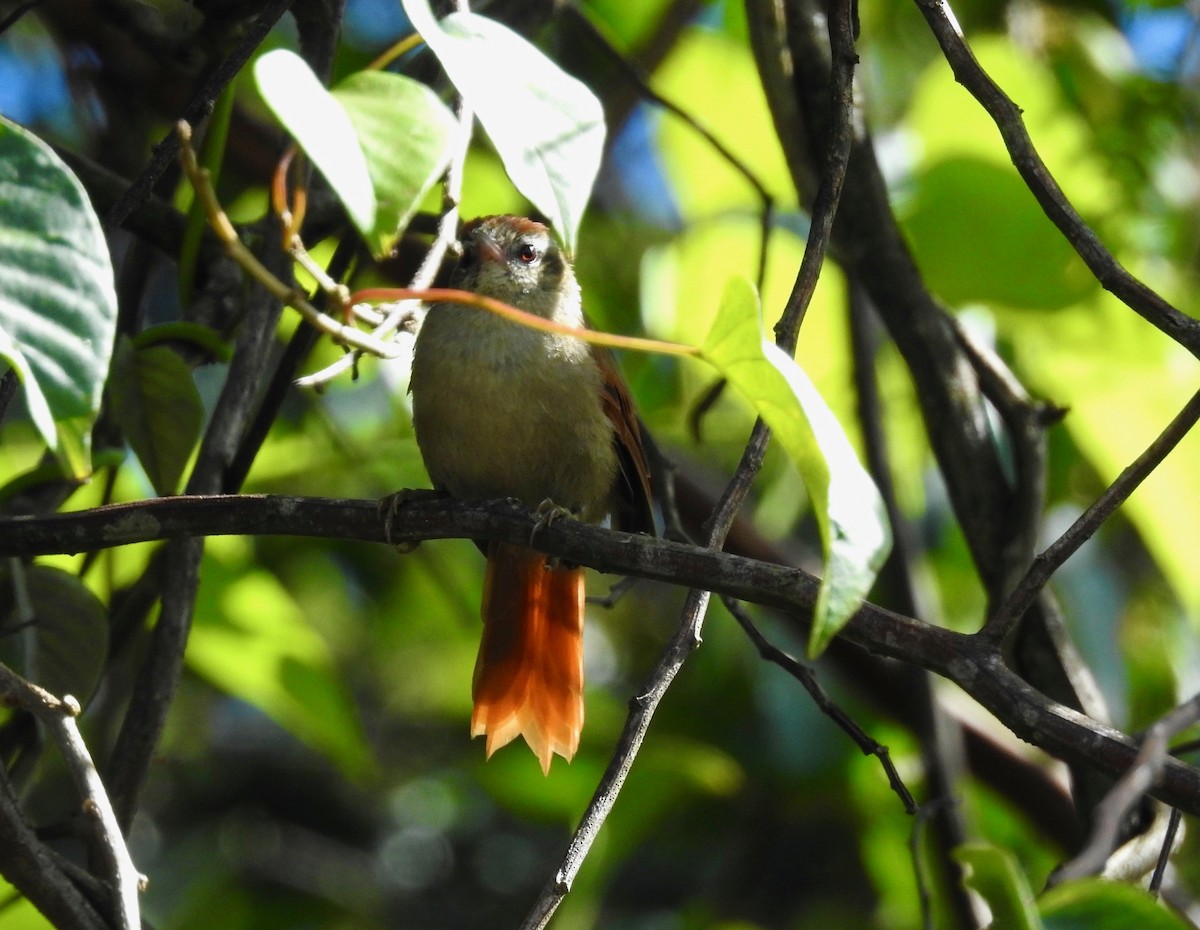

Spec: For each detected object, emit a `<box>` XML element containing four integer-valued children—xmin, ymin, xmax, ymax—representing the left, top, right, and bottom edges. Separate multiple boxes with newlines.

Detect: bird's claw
<box><xmin>530</xmin><ymin>499</ymin><xmax>576</xmax><ymax>546</ymax></box>
<box><xmin>379</xmin><ymin>488</ymin><xmax>444</xmax><ymax>549</ymax></box>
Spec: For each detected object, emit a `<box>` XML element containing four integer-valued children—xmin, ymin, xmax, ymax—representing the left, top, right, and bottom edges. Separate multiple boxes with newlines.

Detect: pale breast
<box><xmin>410</xmin><ymin>304</ymin><xmax>619</xmax><ymax>522</ymax></box>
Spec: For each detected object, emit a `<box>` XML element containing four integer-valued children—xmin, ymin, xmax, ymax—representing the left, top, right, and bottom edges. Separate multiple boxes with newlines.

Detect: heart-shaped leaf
<box><xmin>332</xmin><ymin>70</ymin><xmax>458</xmax><ymax>254</ymax></box>
<box><xmin>701</xmin><ymin>278</ymin><xmax>891</xmax><ymax>656</ymax></box>
<box><xmin>0</xmin><ymin>116</ymin><xmax>117</xmax><ymax>477</ymax></box>
<box><xmin>403</xmin><ymin>0</ymin><xmax>605</xmax><ymax>253</ymax></box>
<box><xmin>254</xmin><ymin>49</ymin><xmax>376</xmax><ymax>238</ymax></box>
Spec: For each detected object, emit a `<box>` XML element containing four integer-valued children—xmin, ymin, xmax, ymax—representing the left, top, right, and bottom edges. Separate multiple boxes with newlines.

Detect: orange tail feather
<box><xmin>471</xmin><ymin>541</ymin><xmax>584</xmax><ymax>774</ymax></box>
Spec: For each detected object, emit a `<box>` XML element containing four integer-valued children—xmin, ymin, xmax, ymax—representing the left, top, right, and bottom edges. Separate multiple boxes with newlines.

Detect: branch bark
<box><xmin>6</xmin><ymin>493</ymin><xmax>1200</xmax><ymax>817</ymax></box>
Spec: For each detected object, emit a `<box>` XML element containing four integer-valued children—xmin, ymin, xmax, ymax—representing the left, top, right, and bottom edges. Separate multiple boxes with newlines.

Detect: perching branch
<box><xmin>6</xmin><ymin>493</ymin><xmax>1200</xmax><ymax>818</ymax></box>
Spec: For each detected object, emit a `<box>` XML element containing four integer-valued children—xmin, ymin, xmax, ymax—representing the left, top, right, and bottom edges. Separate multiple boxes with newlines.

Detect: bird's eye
<box><xmin>516</xmin><ymin>242</ymin><xmax>540</xmax><ymax>265</ymax></box>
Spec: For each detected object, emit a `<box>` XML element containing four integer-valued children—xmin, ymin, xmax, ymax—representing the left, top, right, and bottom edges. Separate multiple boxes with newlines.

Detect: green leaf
<box><xmin>0</xmin><ymin>116</ymin><xmax>117</xmax><ymax>478</ymax></box>
<box><xmin>0</xmin><ymin>564</ymin><xmax>109</xmax><ymax>705</ymax></box>
<box><xmin>403</xmin><ymin>0</ymin><xmax>605</xmax><ymax>253</ymax></box>
<box><xmin>253</xmin><ymin>49</ymin><xmax>376</xmax><ymax>238</ymax></box>
<box><xmin>108</xmin><ymin>336</ymin><xmax>204</xmax><ymax>496</ymax></box>
<box><xmin>1041</xmin><ymin>878</ymin><xmax>1193</xmax><ymax>930</ymax></box>
<box><xmin>903</xmin><ymin>157</ymin><xmax>1097</xmax><ymax>310</ymax></box>
<box><xmin>955</xmin><ymin>843</ymin><xmax>1043</xmax><ymax>930</ymax></box>
<box><xmin>701</xmin><ymin>278</ymin><xmax>890</xmax><ymax>656</ymax></box>
<box><xmin>189</xmin><ymin>562</ymin><xmax>375</xmax><ymax>779</ymax></box>
<box><xmin>331</xmin><ymin>70</ymin><xmax>457</xmax><ymax>254</ymax></box>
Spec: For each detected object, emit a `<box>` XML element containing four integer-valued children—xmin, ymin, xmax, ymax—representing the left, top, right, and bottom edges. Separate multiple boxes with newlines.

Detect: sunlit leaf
<box><xmin>403</xmin><ymin>0</ymin><xmax>605</xmax><ymax>253</ymax></box>
<box><xmin>955</xmin><ymin>843</ymin><xmax>1043</xmax><ymax>930</ymax></box>
<box><xmin>701</xmin><ymin>277</ymin><xmax>891</xmax><ymax>656</ymax></box>
<box><xmin>903</xmin><ymin>157</ymin><xmax>1099</xmax><ymax>310</ymax></box>
<box><xmin>0</xmin><ymin>116</ymin><xmax>117</xmax><ymax>478</ymax></box>
<box><xmin>254</xmin><ymin>48</ymin><xmax>376</xmax><ymax>238</ymax></box>
<box><xmin>108</xmin><ymin>336</ymin><xmax>203</xmax><ymax>496</ymax></box>
<box><xmin>331</xmin><ymin>70</ymin><xmax>457</xmax><ymax>254</ymax></box>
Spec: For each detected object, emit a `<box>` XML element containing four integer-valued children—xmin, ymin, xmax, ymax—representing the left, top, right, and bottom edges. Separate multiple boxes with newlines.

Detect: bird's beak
<box><xmin>473</xmin><ymin>230</ymin><xmax>505</xmax><ymax>265</ymax></box>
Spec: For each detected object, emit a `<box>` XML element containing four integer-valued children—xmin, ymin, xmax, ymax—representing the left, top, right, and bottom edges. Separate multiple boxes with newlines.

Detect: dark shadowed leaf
<box><xmin>108</xmin><ymin>336</ymin><xmax>204</xmax><ymax>496</ymax></box>
<box><xmin>0</xmin><ymin>564</ymin><xmax>108</xmax><ymax>705</ymax></box>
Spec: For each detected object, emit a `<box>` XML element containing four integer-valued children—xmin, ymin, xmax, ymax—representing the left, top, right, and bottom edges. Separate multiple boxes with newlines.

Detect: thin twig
<box><xmin>1053</xmin><ymin>693</ymin><xmax>1200</xmax><ymax>884</ymax></box>
<box><xmin>984</xmin><ymin>386</ymin><xmax>1200</xmax><ymax>641</ymax></box>
<box><xmin>722</xmin><ymin>595</ymin><xmax>917</xmax><ymax>813</ymax></box>
<box><xmin>174</xmin><ymin>122</ymin><xmax>402</xmax><ymax>360</ymax></box>
<box><xmin>911</xmin><ymin>800</ymin><xmax>950</xmax><ymax>930</ymax></box>
<box><xmin>0</xmin><ymin>0</ymin><xmax>49</xmax><ymax>37</ymax></box>
<box><xmin>774</xmin><ymin>0</ymin><xmax>857</xmax><ymax>351</ymax></box>
<box><xmin>0</xmin><ymin>664</ymin><xmax>141</xmax><ymax>929</ymax></box>
<box><xmin>911</xmin><ymin>0</ymin><xmax>1200</xmax><ymax>358</ymax></box>
<box><xmin>1149</xmin><ymin>807</ymin><xmax>1182</xmax><ymax>896</ymax></box>
<box><xmin>0</xmin><ymin>764</ymin><xmax>100</xmax><ymax>929</ymax></box>
<box><xmin>562</xmin><ymin>1</ymin><xmax>774</xmax><ymax>285</ymax></box>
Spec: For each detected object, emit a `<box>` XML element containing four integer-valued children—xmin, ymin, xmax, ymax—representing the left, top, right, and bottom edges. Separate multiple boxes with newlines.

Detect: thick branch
<box><xmin>5</xmin><ymin>494</ymin><xmax>1200</xmax><ymax>816</ymax></box>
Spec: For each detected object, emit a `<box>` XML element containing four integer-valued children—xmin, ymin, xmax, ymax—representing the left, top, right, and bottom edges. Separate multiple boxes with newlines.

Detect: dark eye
<box><xmin>516</xmin><ymin>242</ymin><xmax>540</xmax><ymax>265</ymax></box>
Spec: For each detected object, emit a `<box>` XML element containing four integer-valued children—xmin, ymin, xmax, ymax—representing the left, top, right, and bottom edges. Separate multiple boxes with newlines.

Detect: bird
<box><xmin>408</xmin><ymin>214</ymin><xmax>654</xmax><ymax>773</ymax></box>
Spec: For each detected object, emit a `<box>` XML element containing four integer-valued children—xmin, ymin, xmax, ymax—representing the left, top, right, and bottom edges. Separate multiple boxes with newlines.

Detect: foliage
<box><xmin>0</xmin><ymin>0</ymin><xmax>1199</xmax><ymax>928</ymax></box>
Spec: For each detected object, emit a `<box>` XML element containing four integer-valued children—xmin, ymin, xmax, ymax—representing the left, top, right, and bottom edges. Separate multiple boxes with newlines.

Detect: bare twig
<box><xmin>722</xmin><ymin>595</ymin><xmax>917</xmax><ymax>813</ymax></box>
<box><xmin>984</xmin><ymin>386</ymin><xmax>1200</xmax><ymax>642</ymax></box>
<box><xmin>562</xmin><ymin>1</ymin><xmax>774</xmax><ymax>285</ymax></box>
<box><xmin>0</xmin><ymin>0</ymin><xmax>49</xmax><ymax>37</ymax></box>
<box><xmin>774</xmin><ymin>0</ymin><xmax>857</xmax><ymax>350</ymax></box>
<box><xmin>0</xmin><ymin>665</ymin><xmax>141</xmax><ymax>929</ymax></box>
<box><xmin>911</xmin><ymin>0</ymin><xmax>1200</xmax><ymax>358</ymax></box>
<box><xmin>910</xmin><ymin>801</ymin><xmax>950</xmax><ymax>930</ymax></box>
<box><xmin>1149</xmin><ymin>807</ymin><xmax>1182</xmax><ymax>896</ymax></box>
<box><xmin>175</xmin><ymin>122</ymin><xmax>403</xmax><ymax>360</ymax></box>
<box><xmin>0</xmin><ymin>766</ymin><xmax>100</xmax><ymax>930</ymax></box>
<box><xmin>1053</xmin><ymin>693</ymin><xmax>1200</xmax><ymax>884</ymax></box>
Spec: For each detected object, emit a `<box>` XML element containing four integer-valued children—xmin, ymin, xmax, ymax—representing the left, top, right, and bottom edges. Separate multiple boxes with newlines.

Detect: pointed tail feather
<box><xmin>471</xmin><ymin>541</ymin><xmax>584</xmax><ymax>774</ymax></box>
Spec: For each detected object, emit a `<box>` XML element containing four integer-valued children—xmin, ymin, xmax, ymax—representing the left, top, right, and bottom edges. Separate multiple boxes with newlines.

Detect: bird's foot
<box><xmin>530</xmin><ymin>499</ymin><xmax>577</xmax><ymax>546</ymax></box>
<box><xmin>379</xmin><ymin>487</ymin><xmax>446</xmax><ymax>549</ymax></box>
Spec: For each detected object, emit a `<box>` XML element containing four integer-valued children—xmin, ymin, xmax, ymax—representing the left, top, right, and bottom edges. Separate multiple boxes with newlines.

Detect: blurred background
<box><xmin>2</xmin><ymin>0</ymin><xmax>1200</xmax><ymax>926</ymax></box>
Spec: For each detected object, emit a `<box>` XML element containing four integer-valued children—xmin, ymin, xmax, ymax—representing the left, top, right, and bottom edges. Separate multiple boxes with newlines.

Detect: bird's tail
<box><xmin>471</xmin><ymin>541</ymin><xmax>584</xmax><ymax>774</ymax></box>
